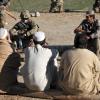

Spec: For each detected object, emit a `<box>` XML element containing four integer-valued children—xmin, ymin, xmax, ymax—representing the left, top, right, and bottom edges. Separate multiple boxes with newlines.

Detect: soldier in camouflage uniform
<box><xmin>49</xmin><ymin>0</ymin><xmax>64</xmax><ymax>13</ymax></box>
<box><xmin>56</xmin><ymin>0</ymin><xmax>64</xmax><ymax>12</ymax></box>
<box><xmin>93</xmin><ymin>0</ymin><xmax>100</xmax><ymax>13</ymax></box>
<box><xmin>0</xmin><ymin>0</ymin><xmax>10</xmax><ymax>11</ymax></box>
<box><xmin>9</xmin><ymin>10</ymin><xmax>39</xmax><ymax>50</ymax></box>
<box><xmin>0</xmin><ymin>0</ymin><xmax>10</xmax><ymax>25</ymax></box>
<box><xmin>0</xmin><ymin>0</ymin><xmax>16</xmax><ymax>20</ymax></box>
<box><xmin>49</xmin><ymin>0</ymin><xmax>57</xmax><ymax>12</ymax></box>
<box><xmin>0</xmin><ymin>12</ymin><xmax>6</xmax><ymax>28</ymax></box>
<box><xmin>74</xmin><ymin>10</ymin><xmax>100</xmax><ymax>56</ymax></box>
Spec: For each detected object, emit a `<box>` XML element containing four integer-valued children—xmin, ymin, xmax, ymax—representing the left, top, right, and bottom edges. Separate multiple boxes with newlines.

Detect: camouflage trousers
<box><xmin>49</xmin><ymin>2</ymin><xmax>63</xmax><ymax>12</ymax></box>
<box><xmin>49</xmin><ymin>2</ymin><xmax>57</xmax><ymax>12</ymax></box>
<box><xmin>0</xmin><ymin>8</ymin><xmax>6</xmax><ymax>18</ymax></box>
<box><xmin>0</xmin><ymin>9</ymin><xmax>7</xmax><ymax>26</ymax></box>
<box><xmin>56</xmin><ymin>2</ymin><xmax>64</xmax><ymax>12</ymax></box>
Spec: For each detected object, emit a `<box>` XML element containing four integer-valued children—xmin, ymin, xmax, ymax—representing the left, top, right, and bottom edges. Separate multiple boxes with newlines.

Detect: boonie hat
<box><xmin>86</xmin><ymin>10</ymin><xmax>95</xmax><ymax>16</ymax></box>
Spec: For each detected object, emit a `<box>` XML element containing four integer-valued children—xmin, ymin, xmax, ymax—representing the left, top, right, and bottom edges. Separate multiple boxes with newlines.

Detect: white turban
<box><xmin>0</xmin><ymin>28</ymin><xmax>8</xmax><ymax>39</ymax></box>
<box><xmin>33</xmin><ymin>31</ymin><xmax>45</xmax><ymax>42</ymax></box>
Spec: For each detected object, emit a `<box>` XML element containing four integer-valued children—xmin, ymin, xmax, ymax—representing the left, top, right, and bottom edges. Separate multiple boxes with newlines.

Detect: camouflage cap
<box><xmin>86</xmin><ymin>10</ymin><xmax>95</xmax><ymax>16</ymax></box>
<box><xmin>20</xmin><ymin>10</ymin><xmax>30</xmax><ymax>19</ymax></box>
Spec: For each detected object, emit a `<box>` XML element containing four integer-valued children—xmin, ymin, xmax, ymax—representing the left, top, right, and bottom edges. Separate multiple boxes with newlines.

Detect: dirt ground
<box><xmin>6</xmin><ymin>12</ymin><xmax>100</xmax><ymax>45</ymax></box>
<box><xmin>0</xmin><ymin>12</ymin><xmax>100</xmax><ymax>100</ymax></box>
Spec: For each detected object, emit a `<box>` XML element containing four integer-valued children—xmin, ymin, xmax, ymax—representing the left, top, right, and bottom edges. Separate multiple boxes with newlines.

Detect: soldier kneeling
<box><xmin>9</xmin><ymin>10</ymin><xmax>39</xmax><ymax>51</ymax></box>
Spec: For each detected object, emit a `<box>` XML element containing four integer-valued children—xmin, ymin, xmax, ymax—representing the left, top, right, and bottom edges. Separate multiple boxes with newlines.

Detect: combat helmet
<box><xmin>20</xmin><ymin>10</ymin><xmax>30</xmax><ymax>19</ymax></box>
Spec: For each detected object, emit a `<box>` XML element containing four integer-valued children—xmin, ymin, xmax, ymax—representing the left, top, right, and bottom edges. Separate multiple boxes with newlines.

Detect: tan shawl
<box><xmin>0</xmin><ymin>39</ymin><xmax>13</xmax><ymax>71</ymax></box>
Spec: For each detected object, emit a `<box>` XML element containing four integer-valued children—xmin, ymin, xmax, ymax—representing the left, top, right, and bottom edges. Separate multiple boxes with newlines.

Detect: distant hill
<box><xmin>10</xmin><ymin>0</ymin><xmax>94</xmax><ymax>12</ymax></box>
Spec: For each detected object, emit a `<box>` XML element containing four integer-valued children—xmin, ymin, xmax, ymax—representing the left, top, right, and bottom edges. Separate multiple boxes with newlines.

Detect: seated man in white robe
<box><xmin>21</xmin><ymin>31</ymin><xmax>59</xmax><ymax>91</ymax></box>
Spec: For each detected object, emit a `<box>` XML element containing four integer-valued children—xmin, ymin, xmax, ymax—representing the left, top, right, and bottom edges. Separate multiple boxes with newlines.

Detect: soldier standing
<box><xmin>9</xmin><ymin>10</ymin><xmax>39</xmax><ymax>50</ymax></box>
<box><xmin>0</xmin><ymin>0</ymin><xmax>10</xmax><ymax>25</ymax></box>
<box><xmin>0</xmin><ymin>11</ymin><xmax>7</xmax><ymax>27</ymax></box>
<box><xmin>56</xmin><ymin>0</ymin><xmax>64</xmax><ymax>12</ymax></box>
<box><xmin>49</xmin><ymin>0</ymin><xmax>57</xmax><ymax>12</ymax></box>
<box><xmin>93</xmin><ymin>0</ymin><xmax>100</xmax><ymax>13</ymax></box>
<box><xmin>0</xmin><ymin>0</ymin><xmax>10</xmax><ymax>10</ymax></box>
<box><xmin>49</xmin><ymin>0</ymin><xmax>64</xmax><ymax>13</ymax></box>
<box><xmin>0</xmin><ymin>0</ymin><xmax>16</xmax><ymax>21</ymax></box>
